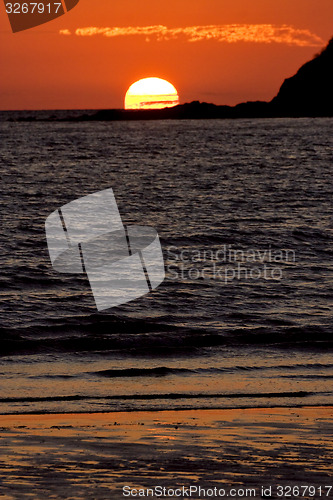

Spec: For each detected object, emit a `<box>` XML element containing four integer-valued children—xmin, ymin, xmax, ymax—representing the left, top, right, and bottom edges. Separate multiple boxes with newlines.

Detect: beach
<box><xmin>0</xmin><ymin>406</ymin><xmax>332</xmax><ymax>499</ymax></box>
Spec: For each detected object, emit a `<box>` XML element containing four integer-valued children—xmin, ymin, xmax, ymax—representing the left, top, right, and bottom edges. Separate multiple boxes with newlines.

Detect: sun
<box><xmin>124</xmin><ymin>77</ymin><xmax>179</xmax><ymax>110</ymax></box>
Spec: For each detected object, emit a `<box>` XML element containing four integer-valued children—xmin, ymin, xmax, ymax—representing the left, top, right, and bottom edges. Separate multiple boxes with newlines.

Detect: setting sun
<box><xmin>124</xmin><ymin>77</ymin><xmax>179</xmax><ymax>110</ymax></box>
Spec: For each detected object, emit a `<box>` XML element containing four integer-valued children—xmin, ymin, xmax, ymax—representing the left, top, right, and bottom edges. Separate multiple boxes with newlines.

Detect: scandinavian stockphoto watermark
<box><xmin>45</xmin><ymin>189</ymin><xmax>294</xmax><ymax>310</ymax></box>
<box><xmin>166</xmin><ymin>245</ymin><xmax>296</xmax><ymax>283</ymax></box>
<box><xmin>45</xmin><ymin>188</ymin><xmax>165</xmax><ymax>311</ymax></box>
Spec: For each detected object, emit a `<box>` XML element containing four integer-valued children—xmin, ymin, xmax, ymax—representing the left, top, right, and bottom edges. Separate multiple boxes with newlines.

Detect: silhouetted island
<box><xmin>271</xmin><ymin>36</ymin><xmax>333</xmax><ymax>116</ymax></box>
<box><xmin>8</xmin><ymin>37</ymin><xmax>332</xmax><ymax>122</ymax></box>
<box><xmin>71</xmin><ymin>37</ymin><xmax>332</xmax><ymax>121</ymax></box>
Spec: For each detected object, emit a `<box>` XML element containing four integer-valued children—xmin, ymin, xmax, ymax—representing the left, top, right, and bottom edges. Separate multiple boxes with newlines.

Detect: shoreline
<box><xmin>1</xmin><ymin>402</ymin><xmax>332</xmax><ymax>417</ymax></box>
<box><xmin>0</xmin><ymin>406</ymin><xmax>332</xmax><ymax>498</ymax></box>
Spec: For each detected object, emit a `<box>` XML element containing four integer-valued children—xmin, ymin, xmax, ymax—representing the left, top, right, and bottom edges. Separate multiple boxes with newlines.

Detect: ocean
<box><xmin>0</xmin><ymin>114</ymin><xmax>332</xmax><ymax>414</ymax></box>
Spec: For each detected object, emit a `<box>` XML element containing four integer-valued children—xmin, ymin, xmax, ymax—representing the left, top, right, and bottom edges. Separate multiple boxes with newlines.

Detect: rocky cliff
<box><xmin>271</xmin><ymin>38</ymin><xmax>333</xmax><ymax>116</ymax></box>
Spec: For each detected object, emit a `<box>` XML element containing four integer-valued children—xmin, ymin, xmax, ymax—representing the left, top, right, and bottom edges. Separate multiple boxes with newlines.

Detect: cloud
<box><xmin>59</xmin><ymin>24</ymin><xmax>324</xmax><ymax>47</ymax></box>
<box><xmin>59</xmin><ymin>29</ymin><xmax>71</xmax><ymax>36</ymax></box>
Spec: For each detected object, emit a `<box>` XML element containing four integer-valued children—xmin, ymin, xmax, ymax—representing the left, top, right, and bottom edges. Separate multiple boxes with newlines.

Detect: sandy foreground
<box><xmin>0</xmin><ymin>406</ymin><xmax>332</xmax><ymax>499</ymax></box>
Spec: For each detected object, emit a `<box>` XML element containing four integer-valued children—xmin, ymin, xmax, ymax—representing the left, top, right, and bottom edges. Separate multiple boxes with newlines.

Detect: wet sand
<box><xmin>0</xmin><ymin>406</ymin><xmax>332</xmax><ymax>499</ymax></box>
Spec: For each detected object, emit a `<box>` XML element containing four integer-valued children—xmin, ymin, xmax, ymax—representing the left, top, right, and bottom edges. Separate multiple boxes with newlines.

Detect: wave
<box><xmin>0</xmin><ymin>390</ymin><xmax>315</xmax><ymax>404</ymax></box>
<box><xmin>91</xmin><ymin>362</ymin><xmax>333</xmax><ymax>378</ymax></box>
<box><xmin>1</xmin><ymin>321</ymin><xmax>332</xmax><ymax>356</ymax></box>
<box><xmin>93</xmin><ymin>367</ymin><xmax>192</xmax><ymax>377</ymax></box>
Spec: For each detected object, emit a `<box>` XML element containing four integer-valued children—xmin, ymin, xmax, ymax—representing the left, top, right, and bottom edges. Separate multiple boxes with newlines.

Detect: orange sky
<box><xmin>0</xmin><ymin>0</ymin><xmax>332</xmax><ymax>110</ymax></box>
